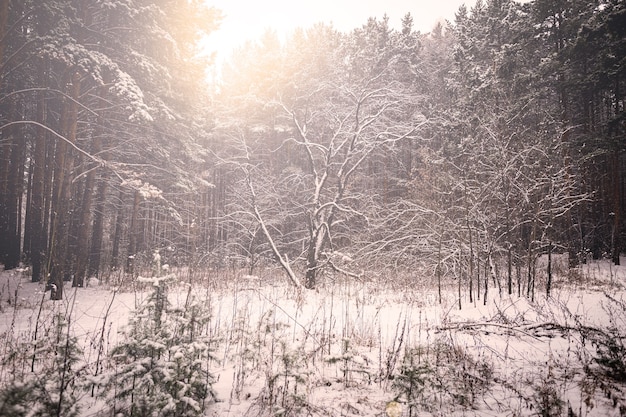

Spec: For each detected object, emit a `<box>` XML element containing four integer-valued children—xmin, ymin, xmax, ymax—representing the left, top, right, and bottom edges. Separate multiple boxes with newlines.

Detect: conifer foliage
<box><xmin>0</xmin><ymin>0</ymin><xmax>624</xmax><ymax>293</ymax></box>
<box><xmin>0</xmin><ymin>312</ymin><xmax>84</xmax><ymax>417</ymax></box>
<box><xmin>0</xmin><ymin>0</ymin><xmax>220</xmax><ymax>299</ymax></box>
<box><xmin>101</xmin><ymin>252</ymin><xmax>217</xmax><ymax>417</ymax></box>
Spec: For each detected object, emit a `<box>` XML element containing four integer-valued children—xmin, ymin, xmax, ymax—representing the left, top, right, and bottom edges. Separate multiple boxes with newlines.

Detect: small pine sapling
<box><xmin>0</xmin><ymin>312</ymin><xmax>84</xmax><ymax>417</ymax></box>
<box><xmin>392</xmin><ymin>347</ymin><xmax>433</xmax><ymax>416</ymax></box>
<box><xmin>101</xmin><ymin>254</ymin><xmax>217</xmax><ymax>417</ymax></box>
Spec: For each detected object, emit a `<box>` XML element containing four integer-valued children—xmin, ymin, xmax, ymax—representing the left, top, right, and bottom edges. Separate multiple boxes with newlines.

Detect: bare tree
<box><xmin>215</xmin><ymin>22</ymin><xmax>426</xmax><ymax>288</ymax></box>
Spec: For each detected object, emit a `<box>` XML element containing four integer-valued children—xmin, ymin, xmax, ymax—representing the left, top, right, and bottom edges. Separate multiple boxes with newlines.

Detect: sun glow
<box><xmin>203</xmin><ymin>0</ymin><xmax>477</xmax><ymax>65</ymax></box>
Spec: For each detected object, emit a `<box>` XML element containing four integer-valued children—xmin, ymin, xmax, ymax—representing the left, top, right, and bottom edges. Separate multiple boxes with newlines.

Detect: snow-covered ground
<box><xmin>1</xmin><ymin>258</ymin><xmax>625</xmax><ymax>416</ymax></box>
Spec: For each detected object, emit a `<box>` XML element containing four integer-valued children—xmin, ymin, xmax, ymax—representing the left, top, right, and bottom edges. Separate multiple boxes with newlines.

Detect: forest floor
<box><xmin>1</xmin><ymin>256</ymin><xmax>626</xmax><ymax>417</ymax></box>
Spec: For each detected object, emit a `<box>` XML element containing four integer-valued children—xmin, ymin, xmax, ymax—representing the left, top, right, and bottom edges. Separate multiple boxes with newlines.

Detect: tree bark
<box><xmin>23</xmin><ymin>158</ymin><xmax>33</xmax><ymax>260</ymax></box>
<box><xmin>0</xmin><ymin>99</ymin><xmax>24</xmax><ymax>270</ymax></box>
<box><xmin>88</xmin><ymin>173</ymin><xmax>108</xmax><ymax>278</ymax></box>
<box><xmin>126</xmin><ymin>189</ymin><xmax>141</xmax><ymax>275</ymax></box>
<box><xmin>49</xmin><ymin>72</ymin><xmax>81</xmax><ymax>300</ymax></box>
<box><xmin>611</xmin><ymin>149</ymin><xmax>621</xmax><ymax>265</ymax></box>
<box><xmin>73</xmin><ymin>163</ymin><xmax>96</xmax><ymax>287</ymax></box>
<box><xmin>507</xmin><ymin>244</ymin><xmax>512</xmax><ymax>295</ymax></box>
<box><xmin>74</xmin><ymin>121</ymin><xmax>105</xmax><ymax>286</ymax></box>
<box><xmin>29</xmin><ymin>83</ymin><xmax>49</xmax><ymax>282</ymax></box>
<box><xmin>110</xmin><ymin>187</ymin><xmax>125</xmax><ymax>271</ymax></box>
<box><xmin>546</xmin><ymin>242</ymin><xmax>553</xmax><ymax>297</ymax></box>
<box><xmin>0</xmin><ymin>0</ymin><xmax>10</xmax><ymax>90</ymax></box>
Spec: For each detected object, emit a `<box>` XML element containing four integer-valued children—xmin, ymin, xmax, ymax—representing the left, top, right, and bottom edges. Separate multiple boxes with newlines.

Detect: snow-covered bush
<box><xmin>244</xmin><ymin>339</ymin><xmax>313</xmax><ymax>417</ymax></box>
<box><xmin>392</xmin><ymin>346</ymin><xmax>433</xmax><ymax>414</ymax></box>
<box><xmin>591</xmin><ymin>295</ymin><xmax>626</xmax><ymax>383</ymax></box>
<box><xmin>392</xmin><ymin>340</ymin><xmax>493</xmax><ymax>414</ymax></box>
<box><xmin>528</xmin><ymin>365</ymin><xmax>565</xmax><ymax>417</ymax></box>
<box><xmin>101</xmin><ymin>273</ymin><xmax>216</xmax><ymax>417</ymax></box>
<box><xmin>0</xmin><ymin>313</ymin><xmax>83</xmax><ymax>417</ymax></box>
<box><xmin>325</xmin><ymin>338</ymin><xmax>372</xmax><ymax>387</ymax></box>
<box><xmin>575</xmin><ymin>293</ymin><xmax>626</xmax><ymax>413</ymax></box>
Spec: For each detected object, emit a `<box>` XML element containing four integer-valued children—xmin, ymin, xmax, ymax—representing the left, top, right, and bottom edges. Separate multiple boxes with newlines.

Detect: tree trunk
<box><xmin>29</xmin><ymin>84</ymin><xmax>49</xmax><ymax>282</ymax></box>
<box><xmin>526</xmin><ymin>216</ymin><xmax>537</xmax><ymax>300</ymax></box>
<box><xmin>436</xmin><ymin>225</ymin><xmax>443</xmax><ymax>304</ymax></box>
<box><xmin>126</xmin><ymin>190</ymin><xmax>141</xmax><ymax>275</ymax></box>
<box><xmin>0</xmin><ymin>99</ymin><xmax>25</xmax><ymax>270</ymax></box>
<box><xmin>483</xmin><ymin>257</ymin><xmax>488</xmax><ymax>306</ymax></box>
<box><xmin>23</xmin><ymin>158</ymin><xmax>33</xmax><ymax>260</ymax></box>
<box><xmin>463</xmin><ymin>180</ymin><xmax>474</xmax><ymax>303</ymax></box>
<box><xmin>7</xmin><ymin>129</ymin><xmax>26</xmax><ymax>269</ymax></box>
<box><xmin>73</xmin><ymin>162</ymin><xmax>97</xmax><ymax>287</ymax></box>
<box><xmin>49</xmin><ymin>72</ymin><xmax>81</xmax><ymax>300</ymax></box>
<box><xmin>66</xmin><ymin>165</ymin><xmax>84</xmax><ymax>284</ymax></box>
<box><xmin>0</xmin><ymin>0</ymin><xmax>10</xmax><ymax>90</ymax></box>
<box><xmin>88</xmin><ymin>173</ymin><xmax>108</xmax><ymax>278</ymax></box>
<box><xmin>110</xmin><ymin>188</ymin><xmax>125</xmax><ymax>271</ymax></box>
<box><xmin>305</xmin><ymin>225</ymin><xmax>319</xmax><ymax>289</ymax></box>
<box><xmin>611</xmin><ymin>149</ymin><xmax>621</xmax><ymax>265</ymax></box>
<box><xmin>546</xmin><ymin>242</ymin><xmax>553</xmax><ymax>297</ymax></box>
<box><xmin>305</xmin><ymin>258</ymin><xmax>317</xmax><ymax>290</ymax></box>
<box><xmin>74</xmin><ymin>107</ymin><xmax>107</xmax><ymax>286</ymax></box>
<box><xmin>476</xmin><ymin>251</ymin><xmax>481</xmax><ymax>301</ymax></box>
<box><xmin>507</xmin><ymin>244</ymin><xmax>512</xmax><ymax>295</ymax></box>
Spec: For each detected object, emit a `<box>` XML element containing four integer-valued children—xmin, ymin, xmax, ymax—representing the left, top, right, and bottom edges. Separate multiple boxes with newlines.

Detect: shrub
<box><xmin>102</xmin><ymin>274</ymin><xmax>216</xmax><ymax>417</ymax></box>
<box><xmin>0</xmin><ymin>313</ymin><xmax>83</xmax><ymax>417</ymax></box>
<box><xmin>393</xmin><ymin>340</ymin><xmax>493</xmax><ymax>414</ymax></box>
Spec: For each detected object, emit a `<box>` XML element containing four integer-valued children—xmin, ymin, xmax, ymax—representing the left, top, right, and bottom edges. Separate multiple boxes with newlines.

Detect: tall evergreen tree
<box><xmin>0</xmin><ymin>0</ymin><xmax>220</xmax><ymax>298</ymax></box>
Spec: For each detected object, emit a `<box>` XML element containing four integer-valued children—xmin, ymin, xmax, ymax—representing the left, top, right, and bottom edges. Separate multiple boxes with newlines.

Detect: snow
<box><xmin>1</xmin><ymin>259</ymin><xmax>625</xmax><ymax>416</ymax></box>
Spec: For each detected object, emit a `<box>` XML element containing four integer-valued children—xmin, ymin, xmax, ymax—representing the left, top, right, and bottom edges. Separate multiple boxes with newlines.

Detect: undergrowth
<box><xmin>0</xmin><ymin>262</ymin><xmax>625</xmax><ymax>416</ymax></box>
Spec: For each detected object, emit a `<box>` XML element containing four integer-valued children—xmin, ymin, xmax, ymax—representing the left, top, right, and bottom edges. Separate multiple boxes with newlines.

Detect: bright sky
<box><xmin>203</xmin><ymin>0</ymin><xmax>477</xmax><ymax>63</ymax></box>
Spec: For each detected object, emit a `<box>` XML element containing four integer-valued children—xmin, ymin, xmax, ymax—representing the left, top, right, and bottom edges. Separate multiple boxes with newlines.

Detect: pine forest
<box><xmin>0</xmin><ymin>1</ymin><xmax>625</xmax><ymax>416</ymax></box>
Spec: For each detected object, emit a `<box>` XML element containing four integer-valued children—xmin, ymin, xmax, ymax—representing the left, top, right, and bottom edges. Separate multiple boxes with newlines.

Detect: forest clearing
<box><xmin>1</xmin><ymin>0</ymin><xmax>625</xmax><ymax>415</ymax></box>
<box><xmin>1</xmin><ymin>256</ymin><xmax>625</xmax><ymax>416</ymax></box>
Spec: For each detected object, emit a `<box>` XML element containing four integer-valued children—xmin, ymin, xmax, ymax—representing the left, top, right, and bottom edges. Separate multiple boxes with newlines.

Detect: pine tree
<box><xmin>0</xmin><ymin>313</ymin><xmax>84</xmax><ymax>417</ymax></box>
<box><xmin>102</xmin><ymin>256</ymin><xmax>216</xmax><ymax>417</ymax></box>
